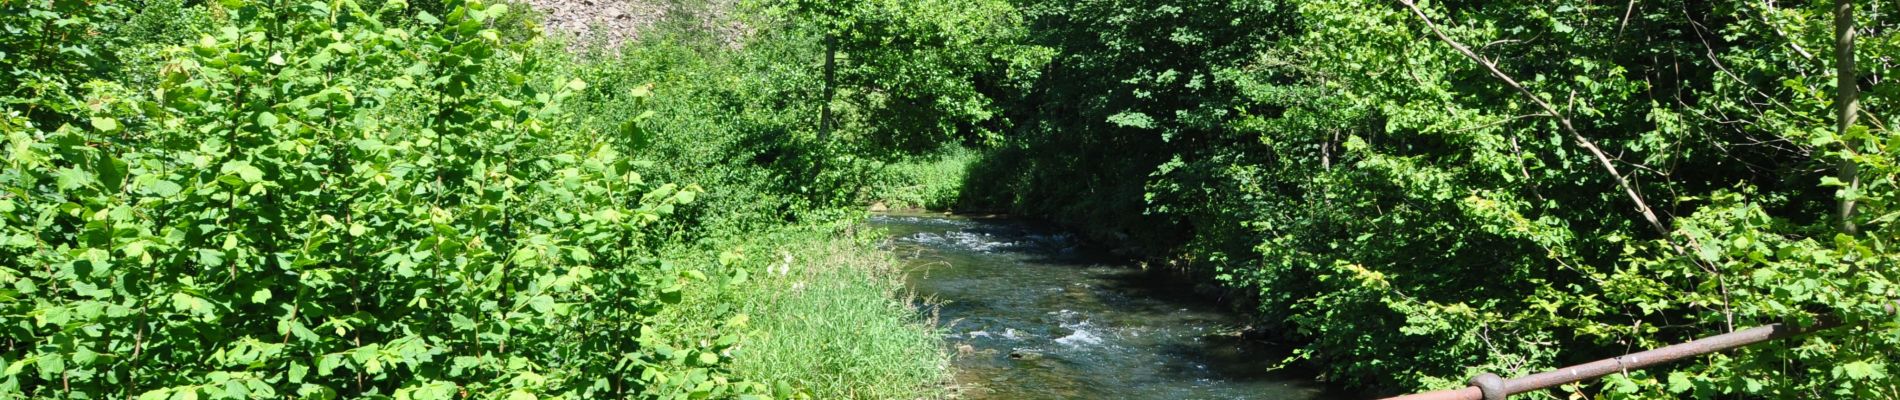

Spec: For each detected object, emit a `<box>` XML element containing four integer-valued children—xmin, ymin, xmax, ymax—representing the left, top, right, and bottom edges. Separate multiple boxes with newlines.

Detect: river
<box><xmin>871</xmin><ymin>213</ymin><xmax>1337</xmax><ymax>399</ymax></box>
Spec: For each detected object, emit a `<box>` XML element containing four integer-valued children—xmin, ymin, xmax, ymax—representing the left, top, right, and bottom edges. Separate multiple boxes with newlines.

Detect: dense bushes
<box><xmin>969</xmin><ymin>0</ymin><xmax>1899</xmax><ymax>397</ymax></box>
<box><xmin>15</xmin><ymin>0</ymin><xmax>1887</xmax><ymax>397</ymax></box>
<box><xmin>769</xmin><ymin>0</ymin><xmax>1049</xmax><ymax>156</ymax></box>
<box><xmin>0</xmin><ymin>0</ymin><xmax>982</xmax><ymax>397</ymax></box>
<box><xmin>0</xmin><ymin>1</ymin><xmax>760</xmax><ymax>397</ymax></box>
<box><xmin>863</xmin><ymin>147</ymin><xmax>976</xmax><ymax>211</ymax></box>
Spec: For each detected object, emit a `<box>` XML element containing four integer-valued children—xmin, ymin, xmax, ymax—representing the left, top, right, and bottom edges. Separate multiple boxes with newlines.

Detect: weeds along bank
<box><xmin>704</xmin><ymin>229</ymin><xmax>945</xmax><ymax>400</ymax></box>
<box><xmin>962</xmin><ymin>0</ymin><xmax>1900</xmax><ymax>398</ymax></box>
<box><xmin>0</xmin><ymin>0</ymin><xmax>955</xmax><ymax>398</ymax></box>
<box><xmin>862</xmin><ymin>147</ymin><xmax>977</xmax><ymax>212</ymax></box>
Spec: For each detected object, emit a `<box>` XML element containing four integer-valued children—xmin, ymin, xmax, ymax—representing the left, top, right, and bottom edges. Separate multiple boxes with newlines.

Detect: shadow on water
<box><xmin>870</xmin><ymin>213</ymin><xmax>1349</xmax><ymax>400</ymax></box>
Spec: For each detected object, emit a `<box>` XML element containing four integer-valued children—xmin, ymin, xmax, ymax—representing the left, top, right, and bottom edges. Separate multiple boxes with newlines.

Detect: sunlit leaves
<box><xmin>0</xmin><ymin>0</ymin><xmax>762</xmax><ymax>398</ymax></box>
<box><xmin>769</xmin><ymin>0</ymin><xmax>1045</xmax><ymax>153</ymax></box>
<box><xmin>988</xmin><ymin>0</ymin><xmax>1900</xmax><ymax>396</ymax></box>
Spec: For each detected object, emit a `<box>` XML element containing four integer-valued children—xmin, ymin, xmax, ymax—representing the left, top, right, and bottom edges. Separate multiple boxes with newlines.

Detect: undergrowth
<box><xmin>864</xmin><ymin>148</ymin><xmax>977</xmax><ymax>211</ymax></box>
<box><xmin>710</xmin><ymin>228</ymin><xmax>947</xmax><ymax>399</ymax></box>
<box><xmin>0</xmin><ymin>0</ymin><xmax>963</xmax><ymax>398</ymax></box>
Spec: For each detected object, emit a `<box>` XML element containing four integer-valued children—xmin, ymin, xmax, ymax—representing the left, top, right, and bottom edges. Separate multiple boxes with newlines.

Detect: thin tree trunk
<box><xmin>1835</xmin><ymin>0</ymin><xmax>1860</xmax><ymax>234</ymax></box>
<box><xmin>820</xmin><ymin>33</ymin><xmax>838</xmax><ymax>143</ymax></box>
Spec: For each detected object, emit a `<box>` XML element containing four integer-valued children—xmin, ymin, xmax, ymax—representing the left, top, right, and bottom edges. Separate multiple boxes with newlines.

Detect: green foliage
<box><xmin>762</xmin><ymin>0</ymin><xmax>1050</xmax><ymax>154</ymax></box>
<box><xmin>560</xmin><ymin>0</ymin><xmax>1047</xmax><ymax>220</ymax></box>
<box><xmin>0</xmin><ymin>1</ymin><xmax>757</xmax><ymax>398</ymax></box>
<box><xmin>25</xmin><ymin>0</ymin><xmax>1893</xmax><ymax>397</ymax></box>
<box><xmin>1</xmin><ymin>0</ymin><xmax>127</xmax><ymax>132</ymax></box>
<box><xmin>864</xmin><ymin>147</ymin><xmax>977</xmax><ymax>211</ymax></box>
<box><xmin>0</xmin><ymin>0</ymin><xmax>994</xmax><ymax>397</ymax></box>
<box><xmin>969</xmin><ymin>0</ymin><xmax>1900</xmax><ymax>397</ymax></box>
<box><xmin>713</xmin><ymin>229</ymin><xmax>947</xmax><ymax>400</ymax></box>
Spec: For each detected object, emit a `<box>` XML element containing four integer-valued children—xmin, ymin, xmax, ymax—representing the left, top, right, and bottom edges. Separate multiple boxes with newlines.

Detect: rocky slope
<box><xmin>520</xmin><ymin>0</ymin><xmax>747</xmax><ymax>49</ymax></box>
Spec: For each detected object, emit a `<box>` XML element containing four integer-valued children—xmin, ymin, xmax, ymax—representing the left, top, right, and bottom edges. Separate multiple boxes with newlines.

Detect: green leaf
<box><xmin>92</xmin><ymin>117</ymin><xmax>120</xmax><ymax>132</ymax></box>
<box><xmin>4</xmin><ymin>234</ymin><xmax>31</xmax><ymax>248</ymax></box>
<box><xmin>4</xmin><ymin>358</ymin><xmax>30</xmax><ymax>376</ymax></box>
<box><xmin>1105</xmin><ymin>111</ymin><xmax>1155</xmax><ymax>129</ymax></box>
<box><xmin>1842</xmin><ymin>361</ymin><xmax>1885</xmax><ymax>380</ymax></box>
<box><xmin>221</xmin><ymin>160</ymin><xmax>265</xmax><ymax>183</ymax></box>
<box><xmin>171</xmin><ymin>293</ymin><xmax>214</xmax><ymax>316</ymax></box>
<box><xmin>71</xmin><ymin>346</ymin><xmax>98</xmax><ymax>366</ymax></box>
<box><xmin>35</xmin><ymin>353</ymin><xmax>62</xmax><ymax>376</ymax></box>
<box><xmin>150</xmin><ymin>180</ymin><xmax>184</xmax><ymax>197</ymax></box>
<box><xmin>659</xmin><ymin>286</ymin><xmax>682</xmax><ymax>304</ymax></box>
<box><xmin>95</xmin><ymin>152</ymin><xmax>128</xmax><ymax>190</ymax></box>
<box><xmin>289</xmin><ymin>362</ymin><xmax>308</xmax><ymax>383</ymax></box>
<box><xmin>1666</xmin><ymin>371</ymin><xmax>1693</xmax><ymax>393</ymax></box>
<box><xmin>55</xmin><ymin>167</ymin><xmax>96</xmax><ymax>190</ymax></box>
<box><xmin>527</xmin><ymin>295</ymin><xmax>555</xmax><ymax>314</ymax></box>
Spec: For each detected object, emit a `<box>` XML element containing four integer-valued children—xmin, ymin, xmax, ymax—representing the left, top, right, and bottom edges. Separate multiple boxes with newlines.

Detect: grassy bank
<box><xmin>735</xmin><ymin>229</ymin><xmax>946</xmax><ymax>399</ymax></box>
<box><xmin>649</xmin><ymin>223</ymin><xmax>948</xmax><ymax>399</ymax></box>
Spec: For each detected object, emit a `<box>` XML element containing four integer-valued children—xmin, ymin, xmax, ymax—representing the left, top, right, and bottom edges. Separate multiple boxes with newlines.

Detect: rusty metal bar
<box><xmin>1382</xmin><ymin>302</ymin><xmax>1900</xmax><ymax>400</ymax></box>
<box><xmin>1499</xmin><ymin>323</ymin><xmax>1809</xmax><ymax>394</ymax></box>
<box><xmin>1385</xmin><ymin>386</ymin><xmax>1482</xmax><ymax>400</ymax></box>
<box><xmin>1384</xmin><ymin>323</ymin><xmax>1824</xmax><ymax>400</ymax></box>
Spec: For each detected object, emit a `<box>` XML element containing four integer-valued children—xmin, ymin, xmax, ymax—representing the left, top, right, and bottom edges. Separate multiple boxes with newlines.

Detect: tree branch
<box><xmin>1398</xmin><ymin>0</ymin><xmax>1672</xmax><ymax>236</ymax></box>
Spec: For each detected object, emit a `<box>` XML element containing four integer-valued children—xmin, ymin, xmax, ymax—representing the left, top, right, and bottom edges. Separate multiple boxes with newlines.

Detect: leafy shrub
<box><xmin>0</xmin><ymin>1</ymin><xmax>753</xmax><ymax>398</ymax></box>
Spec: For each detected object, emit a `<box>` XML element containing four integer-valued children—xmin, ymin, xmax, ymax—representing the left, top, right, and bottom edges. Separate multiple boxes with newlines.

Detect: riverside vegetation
<box><xmin>0</xmin><ymin>0</ymin><xmax>1034</xmax><ymax>398</ymax></box>
<box><xmin>2</xmin><ymin>0</ymin><xmax>1895</xmax><ymax>399</ymax></box>
<box><xmin>949</xmin><ymin>0</ymin><xmax>1900</xmax><ymax>398</ymax></box>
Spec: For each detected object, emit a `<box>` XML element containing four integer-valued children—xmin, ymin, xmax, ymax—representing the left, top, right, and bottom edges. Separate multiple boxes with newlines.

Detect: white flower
<box><xmin>772</xmin><ymin>252</ymin><xmax>795</xmax><ymax>276</ymax></box>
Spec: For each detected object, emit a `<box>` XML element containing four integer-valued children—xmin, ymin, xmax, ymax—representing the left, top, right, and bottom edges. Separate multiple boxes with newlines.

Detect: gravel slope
<box><xmin>520</xmin><ymin>0</ymin><xmax>747</xmax><ymax>49</ymax></box>
<box><xmin>522</xmin><ymin>0</ymin><xmax>665</xmax><ymax>48</ymax></box>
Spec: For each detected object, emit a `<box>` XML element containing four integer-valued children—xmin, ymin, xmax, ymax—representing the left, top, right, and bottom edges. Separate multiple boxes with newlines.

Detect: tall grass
<box><xmin>866</xmin><ymin>147</ymin><xmax>979</xmax><ymax>211</ymax></box>
<box><xmin>646</xmin><ymin>225</ymin><xmax>947</xmax><ymax>399</ymax></box>
<box><xmin>726</xmin><ymin>231</ymin><xmax>948</xmax><ymax>399</ymax></box>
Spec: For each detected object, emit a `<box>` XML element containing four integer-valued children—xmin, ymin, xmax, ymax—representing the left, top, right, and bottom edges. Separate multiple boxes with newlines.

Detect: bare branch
<box><xmin>1618</xmin><ymin>0</ymin><xmax>1639</xmax><ymax>38</ymax></box>
<box><xmin>1397</xmin><ymin>0</ymin><xmax>1672</xmax><ymax>236</ymax></box>
<box><xmin>1751</xmin><ymin>1</ymin><xmax>1818</xmax><ymax>60</ymax></box>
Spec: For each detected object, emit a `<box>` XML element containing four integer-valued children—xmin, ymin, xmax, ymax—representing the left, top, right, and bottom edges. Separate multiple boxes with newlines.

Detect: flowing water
<box><xmin>872</xmin><ymin>213</ymin><xmax>1337</xmax><ymax>399</ymax></box>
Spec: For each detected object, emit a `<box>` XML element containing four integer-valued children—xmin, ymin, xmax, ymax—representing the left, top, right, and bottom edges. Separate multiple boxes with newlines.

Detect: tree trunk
<box><xmin>820</xmin><ymin>33</ymin><xmax>838</xmax><ymax>143</ymax></box>
<box><xmin>1835</xmin><ymin>0</ymin><xmax>1860</xmax><ymax>234</ymax></box>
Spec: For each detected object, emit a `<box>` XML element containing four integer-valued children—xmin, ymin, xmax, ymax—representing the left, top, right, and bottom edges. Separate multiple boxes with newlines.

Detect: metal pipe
<box><xmin>1501</xmin><ymin>323</ymin><xmax>1815</xmax><ymax>395</ymax></box>
<box><xmin>1385</xmin><ymin>387</ymin><xmax>1482</xmax><ymax>400</ymax></box>
<box><xmin>1379</xmin><ymin>322</ymin><xmax>1831</xmax><ymax>400</ymax></box>
<box><xmin>1383</xmin><ymin>300</ymin><xmax>1900</xmax><ymax>400</ymax></box>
